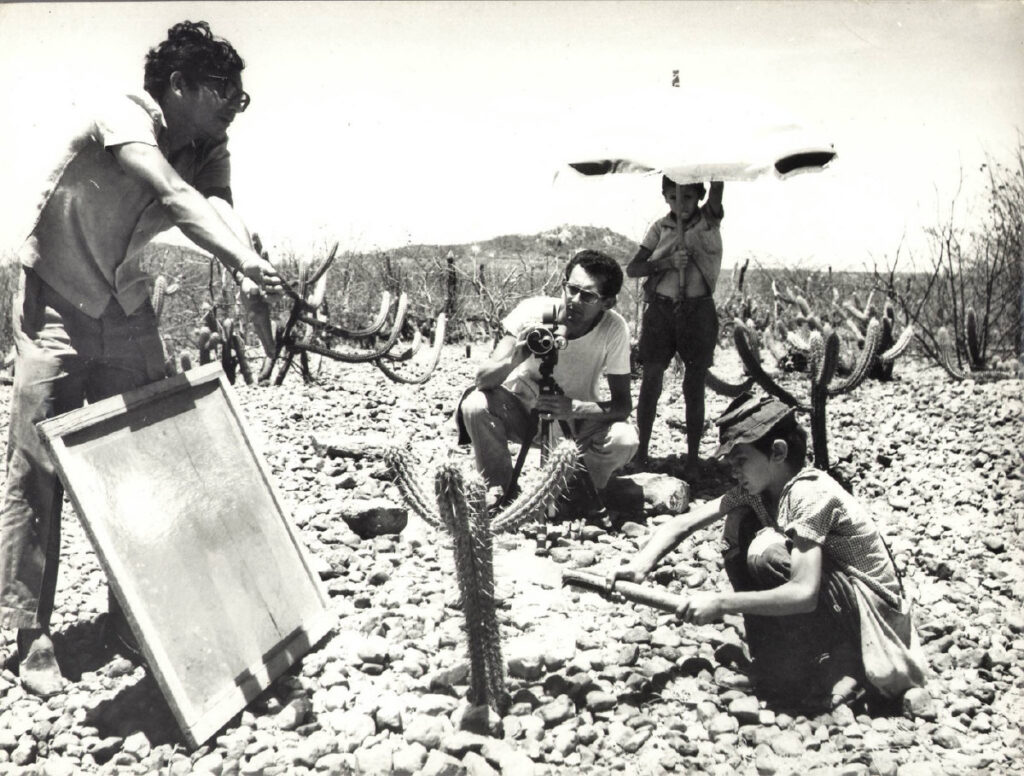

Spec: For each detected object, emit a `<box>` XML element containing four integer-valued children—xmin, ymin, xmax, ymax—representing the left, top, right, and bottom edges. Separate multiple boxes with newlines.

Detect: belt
<box><xmin>648</xmin><ymin>293</ymin><xmax>713</xmax><ymax>306</ymax></box>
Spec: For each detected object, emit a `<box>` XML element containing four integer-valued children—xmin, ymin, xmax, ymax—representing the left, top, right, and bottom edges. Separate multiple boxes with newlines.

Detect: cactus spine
<box><xmin>386</xmin><ymin>439</ymin><xmax>579</xmax><ymax>720</ymax></box>
<box><xmin>384</xmin><ymin>446</ymin><xmax>443</xmax><ymax>530</ymax></box>
<box><xmin>491</xmin><ymin>441</ymin><xmax>578</xmax><ymax>533</ymax></box>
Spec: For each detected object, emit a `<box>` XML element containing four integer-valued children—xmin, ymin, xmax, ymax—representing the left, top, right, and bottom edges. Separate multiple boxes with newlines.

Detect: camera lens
<box><xmin>526</xmin><ymin>327</ymin><xmax>554</xmax><ymax>355</ymax></box>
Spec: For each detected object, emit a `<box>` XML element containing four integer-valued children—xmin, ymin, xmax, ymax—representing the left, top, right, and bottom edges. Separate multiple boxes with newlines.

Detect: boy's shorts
<box><xmin>638</xmin><ymin>295</ymin><xmax>719</xmax><ymax>370</ymax></box>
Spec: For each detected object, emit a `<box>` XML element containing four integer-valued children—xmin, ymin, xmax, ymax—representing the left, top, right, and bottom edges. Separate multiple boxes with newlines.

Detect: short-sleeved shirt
<box><xmin>500</xmin><ymin>296</ymin><xmax>631</xmax><ymax>409</ymax></box>
<box><xmin>640</xmin><ymin>204</ymin><xmax>724</xmax><ymax>299</ymax></box>
<box><xmin>721</xmin><ymin>469</ymin><xmax>902</xmax><ymax>606</ymax></box>
<box><xmin>17</xmin><ymin>92</ymin><xmax>231</xmax><ymax>318</ymax></box>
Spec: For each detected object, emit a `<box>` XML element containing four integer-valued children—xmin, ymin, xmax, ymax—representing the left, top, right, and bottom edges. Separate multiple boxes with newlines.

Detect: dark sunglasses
<box><xmin>202</xmin><ymin>74</ymin><xmax>250</xmax><ymax>112</ymax></box>
<box><xmin>562</xmin><ymin>281</ymin><xmax>604</xmax><ymax>305</ymax></box>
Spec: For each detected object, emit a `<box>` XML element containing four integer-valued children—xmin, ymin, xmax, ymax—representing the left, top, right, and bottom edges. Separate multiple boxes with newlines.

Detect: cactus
<box><xmin>734</xmin><ymin>319</ymin><xmax>881</xmax><ymax>471</ymax></box>
<box><xmin>707</xmin><ymin>318</ymin><xmax>756</xmax><ymax>397</ymax></box>
<box><xmin>197</xmin><ymin>326</ymin><xmax>214</xmax><ymax>365</ymax></box>
<box><xmin>435</xmin><ymin>463</ymin><xmax>508</xmax><ymax>713</ymax></box>
<box><xmin>934</xmin><ymin>307</ymin><xmax>1014</xmax><ymax>382</ymax></box>
<box><xmin>936</xmin><ymin>326</ymin><xmax>965</xmax><ymax>380</ymax></box>
<box><xmin>383</xmin><ymin>447</ymin><xmax>443</xmax><ymax>530</ymax></box>
<box><xmin>844</xmin><ymin>296</ymin><xmax>911</xmax><ymax>381</ymax></box>
<box><xmin>866</xmin><ymin>302</ymin><xmax>912</xmax><ymax>380</ymax></box>
<box><xmin>965</xmin><ymin>307</ymin><xmax>984</xmax><ymax>369</ymax></box>
<box><xmin>386</xmin><ymin>439</ymin><xmax>579</xmax><ymax>720</ymax></box>
<box><xmin>490</xmin><ymin>441</ymin><xmax>578</xmax><ymax>533</ymax></box>
<box><xmin>153</xmin><ymin>275</ymin><xmax>168</xmax><ymax>322</ymax></box>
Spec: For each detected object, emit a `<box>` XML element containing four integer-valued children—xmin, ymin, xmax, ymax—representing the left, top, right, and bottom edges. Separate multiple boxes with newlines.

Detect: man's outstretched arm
<box><xmin>112</xmin><ymin>142</ymin><xmax>280</xmax><ymax>290</ymax></box>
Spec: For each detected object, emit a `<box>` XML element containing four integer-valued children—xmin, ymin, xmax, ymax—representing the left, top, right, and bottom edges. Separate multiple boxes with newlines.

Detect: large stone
<box><xmin>421</xmin><ymin>750</ymin><xmax>468</xmax><ymax>776</ymax></box>
<box><xmin>537</xmin><ymin>695</ymin><xmax>575</xmax><ymax>727</ymax></box>
<box><xmin>338</xmin><ymin>498</ymin><xmax>408</xmax><ymax>538</ymax></box>
<box><xmin>605</xmin><ymin>473</ymin><xmax>690</xmax><ymax>515</ymax></box>
<box><xmin>405</xmin><ymin>714</ymin><xmax>448</xmax><ymax>749</ymax></box>
<box><xmin>311</xmin><ymin>432</ymin><xmax>393</xmax><ymax>460</ymax></box>
<box><xmin>392</xmin><ymin>743</ymin><xmax>428</xmax><ymax>776</ymax></box>
<box><xmin>727</xmin><ymin>696</ymin><xmax>761</xmax><ymax>725</ymax></box>
<box><xmin>902</xmin><ymin>688</ymin><xmax>937</xmax><ymax>720</ymax></box>
<box><xmin>327</xmin><ymin>710</ymin><xmax>376</xmax><ymax>752</ymax></box>
<box><xmin>354</xmin><ymin>741</ymin><xmax>395</xmax><ymax>775</ymax></box>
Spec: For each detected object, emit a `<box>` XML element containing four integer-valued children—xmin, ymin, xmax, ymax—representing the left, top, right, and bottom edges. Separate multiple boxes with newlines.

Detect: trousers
<box><xmin>459</xmin><ymin>386</ymin><xmax>638</xmax><ymax>492</ymax></box>
<box><xmin>722</xmin><ymin>508</ymin><xmax>862</xmax><ymax>697</ymax></box>
<box><xmin>0</xmin><ymin>269</ymin><xmax>165</xmax><ymax>629</ymax></box>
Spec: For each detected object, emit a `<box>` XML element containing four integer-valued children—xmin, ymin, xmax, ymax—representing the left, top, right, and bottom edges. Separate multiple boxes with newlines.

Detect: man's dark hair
<box><xmin>661</xmin><ymin>175</ymin><xmax>706</xmax><ymax>199</ymax></box>
<box><xmin>750</xmin><ymin>414</ymin><xmax>807</xmax><ymax>467</ymax></box>
<box><xmin>144</xmin><ymin>21</ymin><xmax>244</xmax><ymax>100</ymax></box>
<box><xmin>563</xmin><ymin>249</ymin><xmax>624</xmax><ymax>298</ymax></box>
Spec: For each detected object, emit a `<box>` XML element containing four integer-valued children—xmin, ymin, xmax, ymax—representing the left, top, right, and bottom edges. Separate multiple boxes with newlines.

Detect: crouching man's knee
<box><xmin>606</xmin><ymin>421</ymin><xmax>639</xmax><ymax>462</ymax></box>
<box><xmin>458</xmin><ymin>388</ymin><xmax>491</xmax><ymax>431</ymax></box>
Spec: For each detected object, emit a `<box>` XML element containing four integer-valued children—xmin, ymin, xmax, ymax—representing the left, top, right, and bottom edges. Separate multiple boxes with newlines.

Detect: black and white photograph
<box><xmin>0</xmin><ymin>1</ymin><xmax>1021</xmax><ymax>774</ymax></box>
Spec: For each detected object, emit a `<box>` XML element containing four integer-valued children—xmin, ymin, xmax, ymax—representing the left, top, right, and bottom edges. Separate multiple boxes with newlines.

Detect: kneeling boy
<box><xmin>610</xmin><ymin>393</ymin><xmax>926</xmax><ymax>708</ymax></box>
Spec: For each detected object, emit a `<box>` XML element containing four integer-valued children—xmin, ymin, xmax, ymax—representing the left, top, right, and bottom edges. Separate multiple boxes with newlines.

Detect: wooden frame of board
<box><xmin>37</xmin><ymin>363</ymin><xmax>333</xmax><ymax>748</ymax></box>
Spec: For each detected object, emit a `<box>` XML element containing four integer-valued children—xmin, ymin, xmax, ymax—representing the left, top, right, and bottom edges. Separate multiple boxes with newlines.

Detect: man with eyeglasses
<box><xmin>458</xmin><ymin>250</ymin><xmax>639</xmax><ymax>515</ymax></box>
<box><xmin>0</xmin><ymin>20</ymin><xmax>280</xmax><ymax>697</ymax></box>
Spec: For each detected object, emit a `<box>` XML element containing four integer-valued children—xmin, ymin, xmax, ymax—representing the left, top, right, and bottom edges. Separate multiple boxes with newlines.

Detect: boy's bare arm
<box><xmin>626</xmin><ymin>245</ymin><xmax>678</xmax><ymax>278</ymax></box>
<box><xmin>706</xmin><ymin>181</ymin><xmax>725</xmax><ymax>217</ymax></box>
<box><xmin>677</xmin><ymin>537</ymin><xmax>823</xmax><ymax>624</ymax></box>
<box><xmin>608</xmin><ymin>496</ymin><xmax>726</xmax><ymax>586</ymax></box>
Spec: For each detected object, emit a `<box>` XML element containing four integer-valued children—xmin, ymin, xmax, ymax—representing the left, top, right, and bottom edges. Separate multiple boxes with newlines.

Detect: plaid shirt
<box><xmin>721</xmin><ymin>470</ymin><xmax>902</xmax><ymax>607</ymax></box>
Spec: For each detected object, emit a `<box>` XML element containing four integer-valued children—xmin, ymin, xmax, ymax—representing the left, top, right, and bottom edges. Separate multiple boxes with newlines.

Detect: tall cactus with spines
<box><xmin>965</xmin><ymin>307</ymin><xmax>984</xmax><ymax>369</ymax></box>
<box><xmin>435</xmin><ymin>463</ymin><xmax>508</xmax><ymax>713</ymax></box>
<box><xmin>152</xmin><ymin>274</ymin><xmax>177</xmax><ymax>375</ymax></box>
<box><xmin>153</xmin><ymin>274</ymin><xmax>168</xmax><ymax>322</ymax></box>
<box><xmin>807</xmin><ymin>328</ymin><xmax>839</xmax><ymax>470</ymax></box>
<box><xmin>386</xmin><ymin>439</ymin><xmax>579</xmax><ymax>720</ymax></box>
<box><xmin>734</xmin><ymin>318</ymin><xmax>881</xmax><ymax>471</ymax></box>
<box><xmin>936</xmin><ymin>326</ymin><xmax>965</xmax><ymax>379</ymax></box>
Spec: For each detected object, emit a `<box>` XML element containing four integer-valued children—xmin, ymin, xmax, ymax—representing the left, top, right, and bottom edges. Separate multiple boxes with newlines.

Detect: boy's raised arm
<box><xmin>607</xmin><ymin>496</ymin><xmax>726</xmax><ymax>587</ymax></box>
<box><xmin>707</xmin><ymin>181</ymin><xmax>725</xmax><ymax>216</ymax></box>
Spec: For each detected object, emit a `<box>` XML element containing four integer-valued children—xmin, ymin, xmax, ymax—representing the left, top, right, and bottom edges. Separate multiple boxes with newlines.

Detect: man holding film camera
<box><xmin>457</xmin><ymin>250</ymin><xmax>639</xmax><ymax>515</ymax></box>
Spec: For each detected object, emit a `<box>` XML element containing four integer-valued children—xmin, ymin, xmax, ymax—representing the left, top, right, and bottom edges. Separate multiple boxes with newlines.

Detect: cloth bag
<box><xmin>851</xmin><ymin>577</ymin><xmax>929</xmax><ymax>698</ymax></box>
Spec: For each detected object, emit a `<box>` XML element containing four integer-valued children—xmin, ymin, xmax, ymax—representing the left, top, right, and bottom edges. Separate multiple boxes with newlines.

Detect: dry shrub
<box><xmin>875</xmin><ymin>141</ymin><xmax>1023</xmax><ymax>371</ymax></box>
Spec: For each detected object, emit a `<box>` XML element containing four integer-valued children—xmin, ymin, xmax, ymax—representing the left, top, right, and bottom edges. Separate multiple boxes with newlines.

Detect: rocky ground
<box><xmin>0</xmin><ymin>343</ymin><xmax>1021</xmax><ymax>776</ymax></box>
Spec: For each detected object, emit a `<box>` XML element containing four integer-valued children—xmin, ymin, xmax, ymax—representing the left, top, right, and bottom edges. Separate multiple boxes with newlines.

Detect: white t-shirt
<box><xmin>500</xmin><ymin>296</ymin><xmax>631</xmax><ymax>408</ymax></box>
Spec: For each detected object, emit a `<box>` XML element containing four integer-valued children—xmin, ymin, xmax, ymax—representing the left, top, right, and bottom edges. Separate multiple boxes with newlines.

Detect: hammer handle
<box><xmin>562</xmin><ymin>569</ymin><xmax>683</xmax><ymax>614</ymax></box>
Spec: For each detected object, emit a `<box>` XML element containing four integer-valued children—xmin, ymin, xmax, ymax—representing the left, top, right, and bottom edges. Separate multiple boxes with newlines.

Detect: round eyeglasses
<box><xmin>202</xmin><ymin>74</ymin><xmax>250</xmax><ymax>112</ymax></box>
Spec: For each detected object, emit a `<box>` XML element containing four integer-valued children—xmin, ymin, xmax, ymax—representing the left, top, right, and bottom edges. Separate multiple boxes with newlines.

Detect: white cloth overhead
<box><xmin>563</xmin><ymin>86</ymin><xmax>837</xmax><ymax>184</ymax></box>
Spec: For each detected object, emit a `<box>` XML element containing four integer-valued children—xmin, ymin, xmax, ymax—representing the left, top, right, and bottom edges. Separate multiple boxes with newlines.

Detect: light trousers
<box><xmin>459</xmin><ymin>386</ymin><xmax>638</xmax><ymax>492</ymax></box>
<box><xmin>0</xmin><ymin>269</ymin><xmax>165</xmax><ymax>629</ymax></box>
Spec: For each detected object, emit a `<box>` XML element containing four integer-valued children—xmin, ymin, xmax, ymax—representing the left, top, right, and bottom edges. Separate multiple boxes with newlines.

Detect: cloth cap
<box><xmin>713</xmin><ymin>392</ymin><xmax>796</xmax><ymax>458</ymax></box>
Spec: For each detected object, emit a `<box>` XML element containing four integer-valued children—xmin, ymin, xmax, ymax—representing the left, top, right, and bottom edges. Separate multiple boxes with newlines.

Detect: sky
<box><xmin>1</xmin><ymin>1</ymin><xmax>1022</xmax><ymax>271</ymax></box>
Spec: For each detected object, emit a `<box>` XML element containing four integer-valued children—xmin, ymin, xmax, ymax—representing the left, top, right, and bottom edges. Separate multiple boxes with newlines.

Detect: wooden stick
<box><xmin>562</xmin><ymin>569</ymin><xmax>683</xmax><ymax>614</ymax></box>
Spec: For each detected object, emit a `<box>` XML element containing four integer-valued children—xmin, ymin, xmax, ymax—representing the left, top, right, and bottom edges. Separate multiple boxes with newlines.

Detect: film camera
<box><xmin>524</xmin><ymin>305</ymin><xmax>568</xmax><ymax>356</ymax></box>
